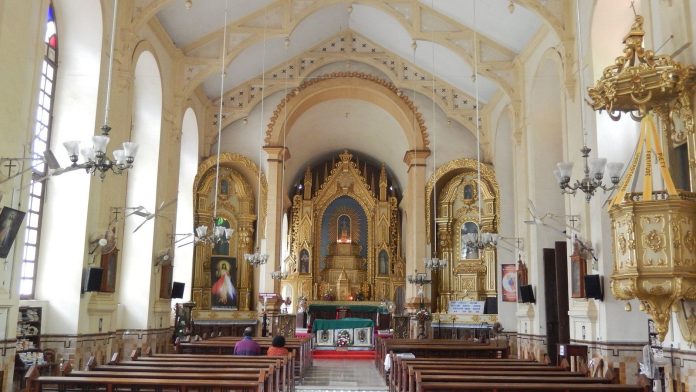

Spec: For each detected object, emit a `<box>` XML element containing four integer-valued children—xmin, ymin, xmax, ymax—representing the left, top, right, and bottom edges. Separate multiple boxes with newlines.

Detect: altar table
<box><xmin>313</xmin><ymin>318</ymin><xmax>374</xmax><ymax>348</ymax></box>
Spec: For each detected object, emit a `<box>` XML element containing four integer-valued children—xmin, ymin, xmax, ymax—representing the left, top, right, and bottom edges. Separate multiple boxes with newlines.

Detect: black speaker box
<box><xmin>484</xmin><ymin>297</ymin><xmax>498</xmax><ymax>314</ymax></box>
<box><xmin>584</xmin><ymin>275</ymin><xmax>603</xmax><ymax>300</ymax></box>
<box><xmin>171</xmin><ymin>282</ymin><xmax>185</xmax><ymax>299</ymax></box>
<box><xmin>84</xmin><ymin>267</ymin><xmax>103</xmax><ymax>292</ymax></box>
<box><xmin>520</xmin><ymin>284</ymin><xmax>535</xmax><ymax>303</ymax></box>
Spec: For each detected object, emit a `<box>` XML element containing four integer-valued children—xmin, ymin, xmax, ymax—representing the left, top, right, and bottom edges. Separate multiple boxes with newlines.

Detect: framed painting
<box><xmin>501</xmin><ymin>264</ymin><xmax>517</xmax><ymax>302</ymax></box>
<box><xmin>0</xmin><ymin>207</ymin><xmax>26</xmax><ymax>258</ymax></box>
<box><xmin>211</xmin><ymin>256</ymin><xmax>238</xmax><ymax>309</ymax></box>
<box><xmin>299</xmin><ymin>249</ymin><xmax>310</xmax><ymax>274</ymax></box>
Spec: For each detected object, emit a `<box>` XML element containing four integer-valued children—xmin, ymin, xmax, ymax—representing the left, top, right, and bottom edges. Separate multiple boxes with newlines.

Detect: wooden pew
<box><xmin>416</xmin><ymin>381</ymin><xmax>645</xmax><ymax>391</ymax></box>
<box><xmin>63</xmin><ymin>363</ymin><xmax>274</xmax><ymax>392</ymax></box>
<box><xmin>413</xmin><ymin>374</ymin><xmax>611</xmax><ymax>392</ymax></box>
<box><xmin>25</xmin><ymin>364</ymin><xmax>266</xmax><ymax>392</ymax></box>
<box><xmin>120</xmin><ymin>355</ymin><xmax>289</xmax><ymax>392</ymax></box>
<box><xmin>175</xmin><ymin>335</ymin><xmax>312</xmax><ymax>380</ymax></box>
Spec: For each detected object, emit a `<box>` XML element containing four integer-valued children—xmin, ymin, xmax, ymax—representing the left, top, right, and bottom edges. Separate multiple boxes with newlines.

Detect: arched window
<box><xmin>20</xmin><ymin>3</ymin><xmax>58</xmax><ymax>298</ymax></box>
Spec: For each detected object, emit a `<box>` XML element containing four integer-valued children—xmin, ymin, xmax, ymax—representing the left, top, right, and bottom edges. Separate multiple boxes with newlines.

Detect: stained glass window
<box><xmin>20</xmin><ymin>3</ymin><xmax>58</xmax><ymax>298</ymax></box>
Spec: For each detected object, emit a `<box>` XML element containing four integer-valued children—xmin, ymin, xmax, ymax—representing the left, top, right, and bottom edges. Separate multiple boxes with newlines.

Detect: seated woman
<box><xmin>267</xmin><ymin>335</ymin><xmax>289</xmax><ymax>356</ymax></box>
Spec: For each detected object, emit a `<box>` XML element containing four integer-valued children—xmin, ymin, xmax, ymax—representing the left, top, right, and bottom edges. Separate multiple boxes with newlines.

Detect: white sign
<box><xmin>448</xmin><ymin>300</ymin><xmax>485</xmax><ymax>314</ymax></box>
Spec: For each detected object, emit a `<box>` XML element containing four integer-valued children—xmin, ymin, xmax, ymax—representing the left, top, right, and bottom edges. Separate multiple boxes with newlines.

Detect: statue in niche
<box><xmin>463</xmin><ymin>184</ymin><xmax>474</xmax><ymax>200</ymax></box>
<box><xmin>299</xmin><ymin>249</ymin><xmax>310</xmax><ymax>274</ymax></box>
<box><xmin>337</xmin><ymin>214</ymin><xmax>351</xmax><ymax>243</ymax></box>
<box><xmin>460</xmin><ymin>221</ymin><xmax>479</xmax><ymax>259</ymax></box>
<box><xmin>378</xmin><ymin>250</ymin><xmax>389</xmax><ymax>275</ymax></box>
<box><xmin>220</xmin><ymin>179</ymin><xmax>229</xmax><ymax>195</ymax></box>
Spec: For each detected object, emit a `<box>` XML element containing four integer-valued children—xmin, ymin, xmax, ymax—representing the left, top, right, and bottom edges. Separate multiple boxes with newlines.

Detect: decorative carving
<box><xmin>618</xmin><ymin>235</ymin><xmax>628</xmax><ymax>255</ymax></box>
<box><xmin>644</xmin><ymin>230</ymin><xmax>665</xmax><ymax>253</ymax></box>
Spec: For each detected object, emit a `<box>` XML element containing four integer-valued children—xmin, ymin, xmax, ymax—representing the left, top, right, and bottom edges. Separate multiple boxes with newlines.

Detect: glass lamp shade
<box><xmin>195</xmin><ymin>225</ymin><xmax>208</xmax><ymax>238</ymax></box>
<box><xmin>589</xmin><ymin>157</ymin><xmax>608</xmax><ymax>179</ymax></box>
<box><xmin>63</xmin><ymin>140</ymin><xmax>80</xmax><ymax>157</ymax></box>
<box><xmin>224</xmin><ymin>228</ymin><xmax>234</xmax><ymax>238</ymax></box>
<box><xmin>92</xmin><ymin>135</ymin><xmax>110</xmax><ymax>154</ymax></box>
<box><xmin>556</xmin><ymin>161</ymin><xmax>574</xmax><ymax>179</ymax></box>
<box><xmin>113</xmin><ymin>149</ymin><xmax>126</xmax><ymax>165</ymax></box>
<box><xmin>122</xmin><ymin>141</ymin><xmax>139</xmax><ymax>159</ymax></box>
<box><xmin>553</xmin><ymin>169</ymin><xmax>563</xmax><ymax>184</ymax></box>
<box><xmin>80</xmin><ymin>147</ymin><xmax>96</xmax><ymax>162</ymax></box>
<box><xmin>213</xmin><ymin>225</ymin><xmax>225</xmax><ymax>238</ymax></box>
<box><xmin>606</xmin><ymin>162</ymin><xmax>625</xmax><ymax>183</ymax></box>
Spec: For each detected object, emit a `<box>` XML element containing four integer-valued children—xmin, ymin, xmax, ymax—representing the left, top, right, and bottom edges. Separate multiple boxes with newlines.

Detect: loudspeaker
<box><xmin>84</xmin><ymin>267</ymin><xmax>103</xmax><ymax>292</ymax></box>
<box><xmin>171</xmin><ymin>282</ymin><xmax>185</xmax><ymax>299</ymax></box>
<box><xmin>484</xmin><ymin>297</ymin><xmax>498</xmax><ymax>314</ymax></box>
<box><xmin>520</xmin><ymin>285</ymin><xmax>535</xmax><ymax>303</ymax></box>
<box><xmin>584</xmin><ymin>275</ymin><xmax>603</xmax><ymax>300</ymax></box>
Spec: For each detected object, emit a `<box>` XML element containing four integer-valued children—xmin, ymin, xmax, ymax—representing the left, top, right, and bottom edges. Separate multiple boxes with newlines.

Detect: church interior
<box><xmin>1</xmin><ymin>0</ymin><xmax>696</xmax><ymax>390</ymax></box>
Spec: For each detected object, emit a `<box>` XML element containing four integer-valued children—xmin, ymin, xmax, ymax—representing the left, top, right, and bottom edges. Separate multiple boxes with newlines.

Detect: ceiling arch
<box><xmin>264</xmin><ymin>72</ymin><xmax>429</xmax><ymax>151</ymax></box>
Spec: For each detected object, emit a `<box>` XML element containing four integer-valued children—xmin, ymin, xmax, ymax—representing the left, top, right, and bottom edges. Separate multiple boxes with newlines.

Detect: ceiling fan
<box><xmin>524</xmin><ymin>200</ymin><xmax>597</xmax><ymax>261</ymax></box>
<box><xmin>125</xmin><ymin>198</ymin><xmax>177</xmax><ymax>233</ymax></box>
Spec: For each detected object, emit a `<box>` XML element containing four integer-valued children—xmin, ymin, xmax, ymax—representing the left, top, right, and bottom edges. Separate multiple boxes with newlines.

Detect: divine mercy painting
<box><xmin>211</xmin><ymin>256</ymin><xmax>238</xmax><ymax>309</ymax></box>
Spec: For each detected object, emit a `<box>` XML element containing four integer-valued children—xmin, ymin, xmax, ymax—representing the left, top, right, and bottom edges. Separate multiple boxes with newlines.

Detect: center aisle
<box><xmin>296</xmin><ymin>358</ymin><xmax>388</xmax><ymax>391</ymax></box>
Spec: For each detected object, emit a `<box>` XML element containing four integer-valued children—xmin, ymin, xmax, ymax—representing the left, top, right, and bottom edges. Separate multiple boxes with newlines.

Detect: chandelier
<box><xmin>554</xmin><ymin>146</ymin><xmax>624</xmax><ymax>202</ymax></box>
<box><xmin>62</xmin><ymin>0</ymin><xmax>138</xmax><ymax>180</ymax></box>
<box><xmin>245</xmin><ymin>250</ymin><xmax>269</xmax><ymax>267</ymax></box>
<box><xmin>424</xmin><ymin>257</ymin><xmax>447</xmax><ymax>271</ymax></box>
<box><xmin>554</xmin><ymin>0</ymin><xmax>623</xmax><ymax>202</ymax></box>
<box><xmin>194</xmin><ymin>218</ymin><xmax>233</xmax><ymax>245</ymax></box>
<box><xmin>463</xmin><ymin>231</ymin><xmax>498</xmax><ymax>251</ymax></box>
<box><xmin>407</xmin><ymin>269</ymin><xmax>432</xmax><ymax>286</ymax></box>
<box><xmin>270</xmin><ymin>270</ymin><xmax>288</xmax><ymax>280</ymax></box>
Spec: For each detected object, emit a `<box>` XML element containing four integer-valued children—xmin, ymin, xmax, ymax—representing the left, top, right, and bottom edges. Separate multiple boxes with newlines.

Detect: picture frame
<box><xmin>570</xmin><ymin>240</ymin><xmax>587</xmax><ymax>298</ymax></box>
<box><xmin>0</xmin><ymin>207</ymin><xmax>26</xmax><ymax>258</ymax></box>
<box><xmin>501</xmin><ymin>264</ymin><xmax>517</xmax><ymax>302</ymax></box>
<box><xmin>210</xmin><ymin>256</ymin><xmax>238</xmax><ymax>309</ymax></box>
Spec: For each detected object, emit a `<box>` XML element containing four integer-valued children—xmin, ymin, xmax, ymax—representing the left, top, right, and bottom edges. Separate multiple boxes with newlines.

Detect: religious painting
<box><xmin>460</xmin><ymin>221</ymin><xmax>479</xmax><ymax>260</ymax></box>
<box><xmin>378</xmin><ymin>250</ymin><xmax>389</xmax><ymax>275</ymax></box>
<box><xmin>337</xmin><ymin>214</ymin><xmax>351</xmax><ymax>243</ymax></box>
<box><xmin>0</xmin><ymin>207</ymin><xmax>26</xmax><ymax>258</ymax></box>
<box><xmin>159</xmin><ymin>262</ymin><xmax>174</xmax><ymax>299</ymax></box>
<box><xmin>220</xmin><ymin>179</ymin><xmax>229</xmax><ymax>195</ymax></box>
<box><xmin>299</xmin><ymin>249</ymin><xmax>310</xmax><ymax>274</ymax></box>
<box><xmin>212</xmin><ymin>217</ymin><xmax>231</xmax><ymax>255</ymax></box>
<box><xmin>210</xmin><ymin>256</ymin><xmax>238</xmax><ymax>309</ymax></box>
<box><xmin>570</xmin><ymin>240</ymin><xmax>587</xmax><ymax>298</ymax></box>
<box><xmin>501</xmin><ymin>264</ymin><xmax>517</xmax><ymax>302</ymax></box>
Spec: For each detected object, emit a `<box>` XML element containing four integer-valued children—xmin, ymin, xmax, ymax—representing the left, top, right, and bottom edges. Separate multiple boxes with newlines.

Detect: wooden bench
<box><xmin>416</xmin><ymin>381</ymin><xmax>645</xmax><ymax>391</ymax></box>
<box><xmin>25</xmin><ymin>375</ymin><xmax>265</xmax><ymax>392</ymax></box>
<box><xmin>175</xmin><ymin>335</ymin><xmax>312</xmax><ymax>380</ymax></box>
<box><xmin>113</xmin><ymin>352</ymin><xmax>290</xmax><ymax>391</ymax></box>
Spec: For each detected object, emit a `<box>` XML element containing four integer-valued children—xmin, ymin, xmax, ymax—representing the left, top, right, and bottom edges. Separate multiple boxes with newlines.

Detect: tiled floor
<box><xmin>296</xmin><ymin>358</ymin><xmax>388</xmax><ymax>391</ymax></box>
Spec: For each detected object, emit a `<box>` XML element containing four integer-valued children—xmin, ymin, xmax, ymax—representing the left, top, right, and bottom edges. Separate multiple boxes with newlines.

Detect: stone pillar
<box><xmin>403</xmin><ymin>150</ymin><xmax>430</xmax><ymax>300</ymax></box>
<box><xmin>436</xmin><ymin>221</ymin><xmax>452</xmax><ymax>313</ymax></box>
<box><xmin>262</xmin><ymin>146</ymin><xmax>289</xmax><ymax>294</ymax></box>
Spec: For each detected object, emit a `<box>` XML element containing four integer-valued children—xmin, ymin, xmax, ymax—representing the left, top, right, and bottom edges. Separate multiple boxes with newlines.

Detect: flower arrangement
<box><xmin>415</xmin><ymin>308</ymin><xmax>432</xmax><ymax>322</ymax></box>
<box><xmin>336</xmin><ymin>329</ymin><xmax>351</xmax><ymax>347</ymax></box>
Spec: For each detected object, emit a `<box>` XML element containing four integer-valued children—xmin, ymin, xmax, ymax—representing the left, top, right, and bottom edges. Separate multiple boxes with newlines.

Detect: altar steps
<box><xmin>297</xmin><ymin>358</ymin><xmax>387</xmax><ymax>391</ymax></box>
<box><xmin>312</xmin><ymin>350</ymin><xmax>375</xmax><ymax>360</ymax></box>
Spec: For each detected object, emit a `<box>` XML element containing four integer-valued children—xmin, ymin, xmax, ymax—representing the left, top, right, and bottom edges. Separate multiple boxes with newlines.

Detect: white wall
<box><xmin>118</xmin><ymin>50</ymin><xmax>162</xmax><ymax>329</ymax></box>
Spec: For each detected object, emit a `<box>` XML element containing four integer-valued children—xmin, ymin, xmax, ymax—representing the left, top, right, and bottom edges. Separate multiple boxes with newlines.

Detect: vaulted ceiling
<box><xmin>131</xmin><ymin>0</ymin><xmax>573</xmax><ymax>190</ymax></box>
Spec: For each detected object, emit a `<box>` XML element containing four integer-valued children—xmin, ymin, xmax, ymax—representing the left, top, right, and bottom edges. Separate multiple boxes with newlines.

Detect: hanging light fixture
<box><xmin>270</xmin><ymin>270</ymin><xmax>288</xmax><ymax>280</ymax></box>
<box><xmin>62</xmin><ymin>0</ymin><xmax>138</xmax><ymax>180</ymax></box>
<box><xmin>424</xmin><ymin>25</ymin><xmax>446</xmax><ymax>274</ymax></box>
<box><xmin>407</xmin><ymin>268</ymin><xmax>432</xmax><ymax>286</ymax></box>
<box><xmin>194</xmin><ymin>1</ymin><xmax>233</xmax><ymax>246</ymax></box>
<box><xmin>465</xmin><ymin>1</ymin><xmax>497</xmax><ymax>253</ymax></box>
<box><xmin>245</xmin><ymin>9</ymin><xmax>269</xmax><ymax>268</ymax></box>
<box><xmin>554</xmin><ymin>1</ymin><xmax>623</xmax><ymax>202</ymax></box>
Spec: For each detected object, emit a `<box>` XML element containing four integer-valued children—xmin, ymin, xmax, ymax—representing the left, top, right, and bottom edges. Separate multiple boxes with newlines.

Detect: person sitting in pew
<box><xmin>267</xmin><ymin>336</ymin><xmax>289</xmax><ymax>357</ymax></box>
<box><xmin>233</xmin><ymin>327</ymin><xmax>260</xmax><ymax>355</ymax></box>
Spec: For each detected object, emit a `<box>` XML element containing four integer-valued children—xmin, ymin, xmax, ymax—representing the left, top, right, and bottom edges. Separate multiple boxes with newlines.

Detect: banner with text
<box><xmin>448</xmin><ymin>300</ymin><xmax>485</xmax><ymax>314</ymax></box>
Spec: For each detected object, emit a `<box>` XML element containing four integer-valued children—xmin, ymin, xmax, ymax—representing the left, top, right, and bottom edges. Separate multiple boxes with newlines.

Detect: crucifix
<box><xmin>568</xmin><ymin>215</ymin><xmax>580</xmax><ymax>230</ymax></box>
<box><xmin>3</xmin><ymin>159</ymin><xmax>18</xmax><ymax>178</ymax></box>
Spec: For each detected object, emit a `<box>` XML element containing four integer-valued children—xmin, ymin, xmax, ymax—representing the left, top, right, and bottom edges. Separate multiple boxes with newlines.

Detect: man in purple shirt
<box><xmin>233</xmin><ymin>327</ymin><xmax>260</xmax><ymax>355</ymax></box>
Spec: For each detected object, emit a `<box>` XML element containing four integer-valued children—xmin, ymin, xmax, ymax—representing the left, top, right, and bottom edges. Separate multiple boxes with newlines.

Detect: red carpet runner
<box><xmin>312</xmin><ymin>350</ymin><xmax>375</xmax><ymax>360</ymax></box>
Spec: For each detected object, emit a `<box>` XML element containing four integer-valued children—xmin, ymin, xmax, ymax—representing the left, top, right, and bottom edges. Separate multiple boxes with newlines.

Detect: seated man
<box><xmin>233</xmin><ymin>327</ymin><xmax>260</xmax><ymax>355</ymax></box>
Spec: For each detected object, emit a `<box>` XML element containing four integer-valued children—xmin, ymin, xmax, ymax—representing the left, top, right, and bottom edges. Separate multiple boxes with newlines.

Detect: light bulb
<box><xmin>184</xmin><ymin>0</ymin><xmax>192</xmax><ymax>10</ymax></box>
